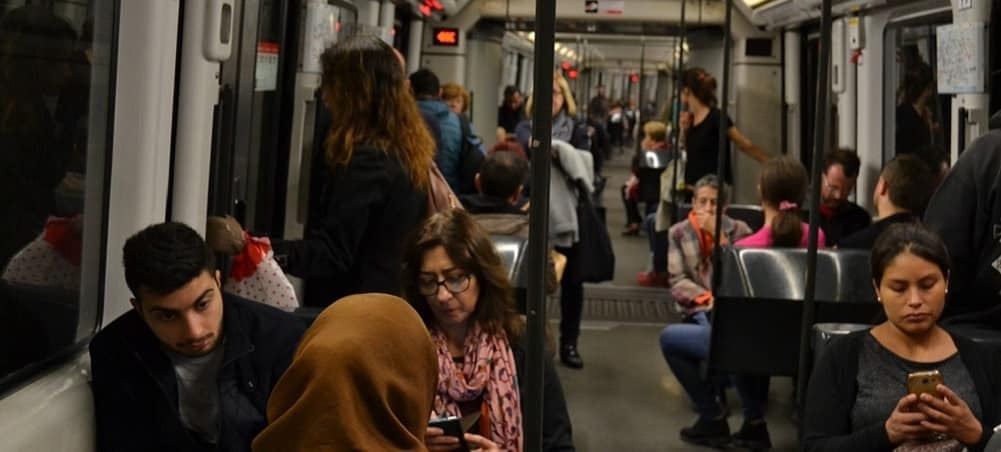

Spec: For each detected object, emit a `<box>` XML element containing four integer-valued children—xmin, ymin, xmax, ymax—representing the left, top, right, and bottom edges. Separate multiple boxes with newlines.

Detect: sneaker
<box><xmin>731</xmin><ymin>420</ymin><xmax>771</xmax><ymax>450</ymax></box>
<box><xmin>679</xmin><ymin>417</ymin><xmax>730</xmax><ymax>448</ymax></box>
<box><xmin>559</xmin><ymin>344</ymin><xmax>584</xmax><ymax>369</ymax></box>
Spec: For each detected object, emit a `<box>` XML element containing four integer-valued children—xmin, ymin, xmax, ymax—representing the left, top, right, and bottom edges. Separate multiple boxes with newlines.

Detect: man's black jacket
<box><xmin>90</xmin><ymin>294</ymin><xmax>305</xmax><ymax>452</ymax></box>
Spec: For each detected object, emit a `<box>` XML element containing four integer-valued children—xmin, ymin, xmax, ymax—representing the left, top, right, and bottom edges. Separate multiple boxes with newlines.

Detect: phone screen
<box><xmin>429</xmin><ymin>416</ymin><xmax>469</xmax><ymax>452</ymax></box>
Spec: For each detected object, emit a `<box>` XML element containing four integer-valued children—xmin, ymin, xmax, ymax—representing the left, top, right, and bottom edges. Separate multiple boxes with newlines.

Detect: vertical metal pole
<box><xmin>635</xmin><ymin>40</ymin><xmax>646</xmax><ymax>153</ymax></box>
<box><xmin>710</xmin><ymin>0</ymin><xmax>732</xmax><ymax>289</ymax></box>
<box><xmin>525</xmin><ymin>0</ymin><xmax>556</xmax><ymax>449</ymax></box>
<box><xmin>797</xmin><ymin>0</ymin><xmax>833</xmax><ymax>413</ymax></box>
<box><xmin>669</xmin><ymin>0</ymin><xmax>687</xmax><ymax>224</ymax></box>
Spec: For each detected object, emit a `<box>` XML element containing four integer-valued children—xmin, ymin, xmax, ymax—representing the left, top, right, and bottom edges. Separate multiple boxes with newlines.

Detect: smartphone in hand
<box><xmin>907</xmin><ymin>370</ymin><xmax>943</xmax><ymax>396</ymax></box>
<box><xmin>429</xmin><ymin>416</ymin><xmax>470</xmax><ymax>452</ymax></box>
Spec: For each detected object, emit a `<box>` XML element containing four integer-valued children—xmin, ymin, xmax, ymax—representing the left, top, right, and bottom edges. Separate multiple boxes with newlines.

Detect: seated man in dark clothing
<box><xmin>460</xmin><ymin>151</ymin><xmax>558</xmax><ymax>294</ymax></box>
<box><xmin>89</xmin><ymin>222</ymin><xmax>305</xmax><ymax>452</ymax></box>
<box><xmin>818</xmin><ymin>149</ymin><xmax>871</xmax><ymax>246</ymax></box>
<box><xmin>839</xmin><ymin>155</ymin><xmax>931</xmax><ymax>249</ymax></box>
<box><xmin>925</xmin><ymin>130</ymin><xmax>1001</xmax><ymax>331</ymax></box>
<box><xmin>460</xmin><ymin>150</ymin><xmax>528</xmax><ymax>217</ymax></box>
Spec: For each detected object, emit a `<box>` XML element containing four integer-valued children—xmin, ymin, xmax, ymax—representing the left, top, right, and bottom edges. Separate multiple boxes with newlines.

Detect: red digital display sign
<box><xmin>432</xmin><ymin>27</ymin><xmax>459</xmax><ymax>46</ymax></box>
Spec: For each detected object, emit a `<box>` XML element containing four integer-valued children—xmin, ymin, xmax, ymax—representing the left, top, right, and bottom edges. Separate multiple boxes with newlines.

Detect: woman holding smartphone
<box><xmin>803</xmin><ymin>223</ymin><xmax>1001</xmax><ymax>451</ymax></box>
<box><xmin>403</xmin><ymin>209</ymin><xmax>575</xmax><ymax>452</ymax></box>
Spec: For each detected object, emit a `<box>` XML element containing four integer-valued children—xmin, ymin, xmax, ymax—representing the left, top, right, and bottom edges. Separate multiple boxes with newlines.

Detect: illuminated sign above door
<box><xmin>432</xmin><ymin>27</ymin><xmax>459</xmax><ymax>46</ymax></box>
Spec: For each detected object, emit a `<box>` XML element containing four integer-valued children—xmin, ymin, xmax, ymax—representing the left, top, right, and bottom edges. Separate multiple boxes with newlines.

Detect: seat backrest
<box><xmin>490</xmin><ymin>235</ymin><xmax>530</xmax><ymax>286</ymax></box>
<box><xmin>725</xmin><ymin>204</ymin><xmax>764</xmax><ymax>232</ymax></box>
<box><xmin>718</xmin><ymin>247</ymin><xmax>874</xmax><ymax>304</ymax></box>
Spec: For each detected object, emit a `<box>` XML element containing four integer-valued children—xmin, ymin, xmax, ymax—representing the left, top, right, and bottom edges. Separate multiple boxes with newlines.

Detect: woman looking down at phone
<box><xmin>804</xmin><ymin>223</ymin><xmax>1001</xmax><ymax>451</ymax></box>
<box><xmin>403</xmin><ymin>209</ymin><xmax>575</xmax><ymax>452</ymax></box>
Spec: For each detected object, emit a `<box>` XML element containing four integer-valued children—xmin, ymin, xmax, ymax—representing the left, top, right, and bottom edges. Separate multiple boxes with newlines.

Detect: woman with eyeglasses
<box><xmin>402</xmin><ymin>209</ymin><xmax>575</xmax><ymax>452</ymax></box>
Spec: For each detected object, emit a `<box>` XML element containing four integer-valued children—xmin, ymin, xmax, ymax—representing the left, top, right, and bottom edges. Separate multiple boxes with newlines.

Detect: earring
<box><xmin>877</xmin><ymin>297</ymin><xmax>882</xmax><ymax>302</ymax></box>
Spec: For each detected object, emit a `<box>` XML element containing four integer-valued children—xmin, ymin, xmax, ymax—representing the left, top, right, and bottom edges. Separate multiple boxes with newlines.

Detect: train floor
<box><xmin>551</xmin><ymin>146</ymin><xmax>799</xmax><ymax>451</ymax></box>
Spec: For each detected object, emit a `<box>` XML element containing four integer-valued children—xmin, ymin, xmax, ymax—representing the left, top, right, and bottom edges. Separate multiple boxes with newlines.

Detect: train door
<box><xmin>208</xmin><ymin>0</ymin><xmax>357</xmax><ymax>299</ymax></box>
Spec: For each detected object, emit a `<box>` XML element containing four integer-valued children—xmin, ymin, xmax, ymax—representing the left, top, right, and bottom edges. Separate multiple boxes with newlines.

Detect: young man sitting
<box><xmin>839</xmin><ymin>154</ymin><xmax>932</xmax><ymax>249</ymax></box>
<box><xmin>89</xmin><ymin>222</ymin><xmax>305</xmax><ymax>452</ymax></box>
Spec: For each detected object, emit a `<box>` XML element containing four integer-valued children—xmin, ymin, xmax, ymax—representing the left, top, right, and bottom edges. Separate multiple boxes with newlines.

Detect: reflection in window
<box><xmin>886</xmin><ymin>21</ymin><xmax>951</xmax><ymax>169</ymax></box>
<box><xmin>0</xmin><ymin>0</ymin><xmax>114</xmax><ymax>385</ymax></box>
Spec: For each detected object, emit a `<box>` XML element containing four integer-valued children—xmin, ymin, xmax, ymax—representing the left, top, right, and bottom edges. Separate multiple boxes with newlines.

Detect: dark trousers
<box><xmin>660</xmin><ymin>312</ymin><xmax>770</xmax><ymax>421</ymax></box>
<box><xmin>555</xmin><ymin>242</ymin><xmax>583</xmax><ymax>346</ymax></box>
<box><xmin>645</xmin><ymin>213</ymin><xmax>667</xmax><ymax>273</ymax></box>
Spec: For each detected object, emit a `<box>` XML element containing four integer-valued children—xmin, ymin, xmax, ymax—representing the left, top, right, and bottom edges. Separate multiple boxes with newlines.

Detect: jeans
<box><xmin>660</xmin><ymin>312</ymin><xmax>769</xmax><ymax>421</ymax></box>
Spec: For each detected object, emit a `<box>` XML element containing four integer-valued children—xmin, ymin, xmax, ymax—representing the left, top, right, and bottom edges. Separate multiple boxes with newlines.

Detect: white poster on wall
<box><xmin>302</xmin><ymin>3</ymin><xmax>340</xmax><ymax>74</ymax></box>
<box><xmin>935</xmin><ymin>22</ymin><xmax>986</xmax><ymax>94</ymax></box>
<box><xmin>255</xmin><ymin>42</ymin><xmax>279</xmax><ymax>92</ymax></box>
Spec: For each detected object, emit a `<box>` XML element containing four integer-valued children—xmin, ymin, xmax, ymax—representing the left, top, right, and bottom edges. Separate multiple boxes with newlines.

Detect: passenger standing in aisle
<box><xmin>514</xmin><ymin>73</ymin><xmax>592</xmax><ymax>369</ymax></box>
<box><xmin>208</xmin><ymin>35</ymin><xmax>435</xmax><ymax>307</ymax></box>
<box><xmin>924</xmin><ymin>130</ymin><xmax>1001</xmax><ymax>332</ymax></box>
<box><xmin>816</xmin><ymin>149</ymin><xmax>871</xmax><ymax>247</ymax></box>
<box><xmin>497</xmin><ymin>85</ymin><xmax>525</xmax><ymax>137</ymax></box>
<box><xmin>895</xmin><ymin>63</ymin><xmax>936</xmax><ymax>157</ymax></box>
<box><xmin>404</xmin><ymin>210</ymin><xmax>575</xmax><ymax>452</ymax></box>
<box><xmin>678</xmin><ymin>67</ymin><xmax>767</xmax><ymax>190</ymax></box>
<box><xmin>412</xmin><ymin>69</ymin><xmax>464</xmax><ymax>191</ymax></box>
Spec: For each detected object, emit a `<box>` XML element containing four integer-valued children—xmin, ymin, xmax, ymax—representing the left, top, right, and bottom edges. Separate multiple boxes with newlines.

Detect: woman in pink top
<box><xmin>736</xmin><ymin>156</ymin><xmax>826</xmax><ymax>248</ymax></box>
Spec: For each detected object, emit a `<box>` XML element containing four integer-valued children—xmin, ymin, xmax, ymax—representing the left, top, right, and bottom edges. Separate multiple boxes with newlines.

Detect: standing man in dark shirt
<box><xmin>90</xmin><ymin>222</ymin><xmax>305</xmax><ymax>452</ymax></box>
<box><xmin>588</xmin><ymin>85</ymin><xmax>610</xmax><ymax>122</ymax></box>
<box><xmin>497</xmin><ymin>85</ymin><xmax>525</xmax><ymax>136</ymax></box>
<box><xmin>925</xmin><ymin>130</ymin><xmax>1001</xmax><ymax>331</ymax></box>
<box><xmin>817</xmin><ymin>149</ymin><xmax>871</xmax><ymax>246</ymax></box>
<box><xmin>839</xmin><ymin>155</ymin><xmax>931</xmax><ymax>249</ymax></box>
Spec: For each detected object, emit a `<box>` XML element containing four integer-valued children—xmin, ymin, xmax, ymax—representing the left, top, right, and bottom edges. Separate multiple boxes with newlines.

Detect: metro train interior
<box><xmin>0</xmin><ymin>0</ymin><xmax>999</xmax><ymax>451</ymax></box>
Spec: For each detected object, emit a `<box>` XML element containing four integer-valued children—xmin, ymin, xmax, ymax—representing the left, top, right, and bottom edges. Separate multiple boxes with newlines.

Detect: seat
<box><xmin>709</xmin><ymin>247</ymin><xmax>880</xmax><ymax>377</ymax></box>
<box><xmin>811</xmin><ymin>322</ymin><xmax>870</xmax><ymax>369</ymax></box>
<box><xmin>724</xmin><ymin>204</ymin><xmax>764</xmax><ymax>232</ymax></box>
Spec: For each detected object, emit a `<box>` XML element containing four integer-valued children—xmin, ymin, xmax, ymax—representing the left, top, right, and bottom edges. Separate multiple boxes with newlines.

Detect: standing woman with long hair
<box><xmin>679</xmin><ymin>67</ymin><xmax>768</xmax><ymax>191</ymax></box>
<box><xmin>209</xmin><ymin>34</ymin><xmax>436</xmax><ymax>307</ymax></box>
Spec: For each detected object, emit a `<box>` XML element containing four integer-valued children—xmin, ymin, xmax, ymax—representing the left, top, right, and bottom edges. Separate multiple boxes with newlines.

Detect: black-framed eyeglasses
<box><xmin>418</xmin><ymin>273</ymin><xmax>471</xmax><ymax>296</ymax></box>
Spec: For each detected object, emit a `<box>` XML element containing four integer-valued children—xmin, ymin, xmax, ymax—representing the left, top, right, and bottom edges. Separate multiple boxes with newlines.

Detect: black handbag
<box><xmin>557</xmin><ymin>170</ymin><xmax>615</xmax><ymax>283</ymax></box>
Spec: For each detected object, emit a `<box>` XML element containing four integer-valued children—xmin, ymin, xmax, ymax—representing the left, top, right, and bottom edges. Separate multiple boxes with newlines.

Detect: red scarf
<box><xmin>43</xmin><ymin>216</ymin><xmax>82</xmax><ymax>266</ymax></box>
<box><xmin>688</xmin><ymin>211</ymin><xmax>715</xmax><ymax>260</ymax></box>
<box><xmin>432</xmin><ymin>324</ymin><xmax>523</xmax><ymax>452</ymax></box>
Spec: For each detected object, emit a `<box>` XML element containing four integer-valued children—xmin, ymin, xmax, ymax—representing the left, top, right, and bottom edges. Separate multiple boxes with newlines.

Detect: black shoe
<box><xmin>680</xmin><ymin>417</ymin><xmax>730</xmax><ymax>448</ymax></box>
<box><xmin>560</xmin><ymin>344</ymin><xmax>584</xmax><ymax>369</ymax></box>
<box><xmin>731</xmin><ymin>420</ymin><xmax>771</xmax><ymax>450</ymax></box>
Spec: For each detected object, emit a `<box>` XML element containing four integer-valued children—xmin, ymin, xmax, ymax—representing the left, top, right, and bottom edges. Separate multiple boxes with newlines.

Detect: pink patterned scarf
<box><xmin>431</xmin><ymin>323</ymin><xmax>523</xmax><ymax>452</ymax></box>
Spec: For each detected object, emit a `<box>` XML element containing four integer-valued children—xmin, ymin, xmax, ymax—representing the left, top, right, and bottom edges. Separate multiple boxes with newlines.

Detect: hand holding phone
<box><xmin>907</xmin><ymin>370</ymin><xmax>943</xmax><ymax>396</ymax></box>
<box><xmin>428</xmin><ymin>416</ymin><xmax>469</xmax><ymax>452</ymax></box>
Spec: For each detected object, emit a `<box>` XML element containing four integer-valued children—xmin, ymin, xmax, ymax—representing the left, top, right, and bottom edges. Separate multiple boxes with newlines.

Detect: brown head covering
<box><xmin>252</xmin><ymin>293</ymin><xmax>437</xmax><ymax>452</ymax></box>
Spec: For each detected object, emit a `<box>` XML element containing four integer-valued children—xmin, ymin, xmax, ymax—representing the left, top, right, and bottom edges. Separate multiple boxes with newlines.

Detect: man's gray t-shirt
<box><xmin>167</xmin><ymin>344</ymin><xmax>225</xmax><ymax>445</ymax></box>
<box><xmin>851</xmin><ymin>333</ymin><xmax>981</xmax><ymax>431</ymax></box>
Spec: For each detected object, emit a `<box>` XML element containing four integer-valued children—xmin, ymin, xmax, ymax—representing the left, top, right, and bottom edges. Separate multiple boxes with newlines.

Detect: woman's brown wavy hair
<box><xmin>319</xmin><ymin>34</ymin><xmax>434</xmax><ymax>189</ymax></box>
<box><xmin>401</xmin><ymin>209</ymin><xmax>524</xmax><ymax>342</ymax></box>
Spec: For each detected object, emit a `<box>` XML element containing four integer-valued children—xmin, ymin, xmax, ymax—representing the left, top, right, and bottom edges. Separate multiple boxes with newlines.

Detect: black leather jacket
<box><xmin>90</xmin><ymin>294</ymin><xmax>305</xmax><ymax>452</ymax></box>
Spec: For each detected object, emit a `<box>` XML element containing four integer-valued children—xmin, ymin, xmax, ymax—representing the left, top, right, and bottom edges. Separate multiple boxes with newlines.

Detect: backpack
<box><xmin>456</xmin><ymin>115</ymin><xmax>485</xmax><ymax>195</ymax></box>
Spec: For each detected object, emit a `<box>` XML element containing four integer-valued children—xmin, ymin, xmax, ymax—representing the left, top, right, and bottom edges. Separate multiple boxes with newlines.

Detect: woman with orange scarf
<box><xmin>403</xmin><ymin>209</ymin><xmax>576</xmax><ymax>452</ymax></box>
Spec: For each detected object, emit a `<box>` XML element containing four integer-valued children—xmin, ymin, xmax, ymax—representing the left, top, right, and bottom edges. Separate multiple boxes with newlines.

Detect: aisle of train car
<box><xmin>552</xmin><ymin>150</ymin><xmax>798</xmax><ymax>451</ymax></box>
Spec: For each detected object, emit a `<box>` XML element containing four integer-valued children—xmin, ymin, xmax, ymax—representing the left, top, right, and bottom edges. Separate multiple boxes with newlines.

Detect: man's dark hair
<box><xmin>123</xmin><ymin>222</ymin><xmax>215</xmax><ymax>299</ymax></box>
<box><xmin>409</xmin><ymin>68</ymin><xmax>440</xmax><ymax>99</ymax></box>
<box><xmin>881</xmin><ymin>154</ymin><xmax>934</xmax><ymax>215</ymax></box>
<box><xmin>823</xmin><ymin>148</ymin><xmax>861</xmax><ymax>179</ymax></box>
<box><xmin>503</xmin><ymin>85</ymin><xmax>520</xmax><ymax>99</ymax></box>
<box><xmin>479</xmin><ymin>151</ymin><xmax>528</xmax><ymax>199</ymax></box>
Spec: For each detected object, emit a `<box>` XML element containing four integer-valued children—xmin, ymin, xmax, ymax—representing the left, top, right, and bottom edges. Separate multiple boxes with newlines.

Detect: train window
<box><xmin>883</xmin><ymin>15</ymin><xmax>952</xmax><ymax>164</ymax></box>
<box><xmin>0</xmin><ymin>0</ymin><xmax>116</xmax><ymax>390</ymax></box>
